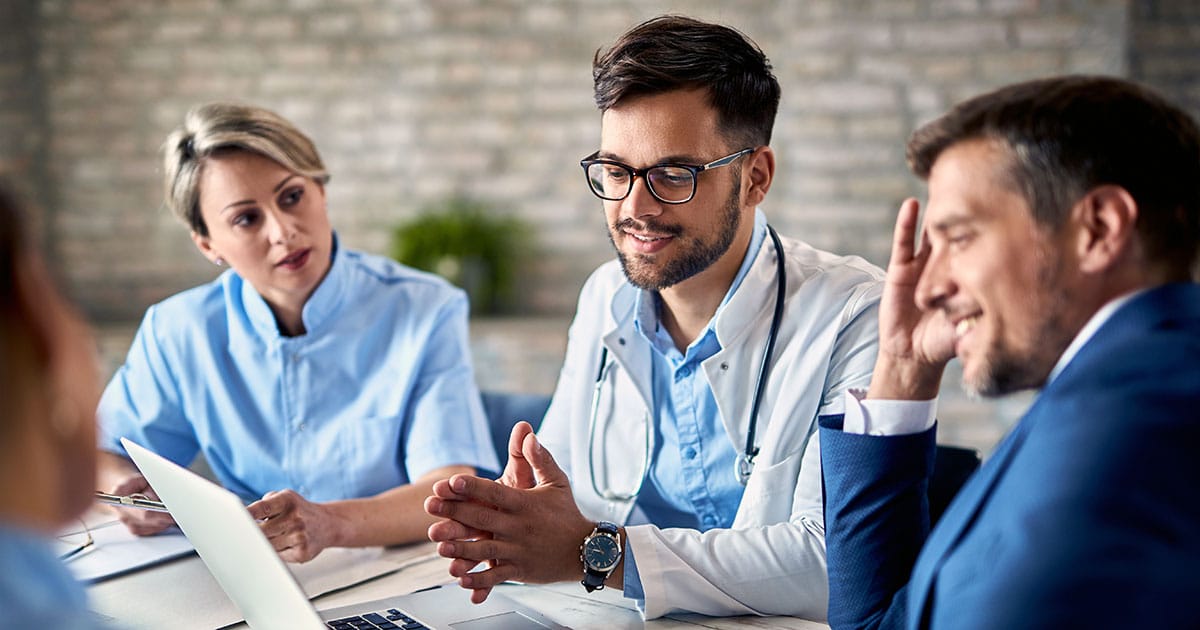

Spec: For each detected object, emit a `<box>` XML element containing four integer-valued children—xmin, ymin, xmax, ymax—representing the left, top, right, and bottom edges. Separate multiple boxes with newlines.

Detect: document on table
<box><xmin>61</xmin><ymin>514</ymin><xmax>428</xmax><ymax>598</ymax></box>
<box><xmin>59</xmin><ymin>519</ymin><xmax>196</xmax><ymax>583</ymax></box>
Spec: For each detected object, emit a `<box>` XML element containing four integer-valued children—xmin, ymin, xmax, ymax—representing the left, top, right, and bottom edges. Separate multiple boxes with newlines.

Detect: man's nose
<box><xmin>621</xmin><ymin>174</ymin><xmax>664</xmax><ymax>222</ymax></box>
<box><xmin>915</xmin><ymin>245</ymin><xmax>954</xmax><ymax>312</ymax></box>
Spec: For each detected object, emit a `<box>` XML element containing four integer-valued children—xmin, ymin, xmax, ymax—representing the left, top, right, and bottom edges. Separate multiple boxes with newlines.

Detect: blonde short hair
<box><xmin>162</xmin><ymin>102</ymin><xmax>330</xmax><ymax>236</ymax></box>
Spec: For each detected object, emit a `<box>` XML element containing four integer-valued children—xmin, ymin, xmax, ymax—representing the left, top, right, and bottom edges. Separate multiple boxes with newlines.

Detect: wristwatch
<box><xmin>580</xmin><ymin>521</ymin><xmax>622</xmax><ymax>592</ymax></box>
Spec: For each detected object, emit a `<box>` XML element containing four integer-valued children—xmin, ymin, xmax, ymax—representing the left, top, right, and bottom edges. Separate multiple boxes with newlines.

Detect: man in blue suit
<box><xmin>820</xmin><ymin>75</ymin><xmax>1200</xmax><ymax>629</ymax></box>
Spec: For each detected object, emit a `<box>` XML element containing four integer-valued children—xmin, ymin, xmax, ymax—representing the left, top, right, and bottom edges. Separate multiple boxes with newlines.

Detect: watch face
<box><xmin>584</xmin><ymin>534</ymin><xmax>621</xmax><ymax>572</ymax></box>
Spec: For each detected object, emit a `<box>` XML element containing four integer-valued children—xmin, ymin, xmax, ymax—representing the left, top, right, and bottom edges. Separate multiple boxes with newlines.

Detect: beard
<box><xmin>610</xmin><ymin>180</ymin><xmax>742</xmax><ymax>291</ymax></box>
<box><xmin>961</xmin><ymin>248</ymin><xmax>1076</xmax><ymax>398</ymax></box>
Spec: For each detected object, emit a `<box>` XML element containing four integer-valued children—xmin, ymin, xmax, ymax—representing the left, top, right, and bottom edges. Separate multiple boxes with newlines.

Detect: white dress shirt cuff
<box><xmin>840</xmin><ymin>389</ymin><xmax>937</xmax><ymax>436</ymax></box>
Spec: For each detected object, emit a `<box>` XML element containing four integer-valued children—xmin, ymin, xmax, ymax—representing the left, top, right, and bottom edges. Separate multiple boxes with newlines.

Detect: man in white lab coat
<box><xmin>426</xmin><ymin>15</ymin><xmax>883</xmax><ymax>619</ymax></box>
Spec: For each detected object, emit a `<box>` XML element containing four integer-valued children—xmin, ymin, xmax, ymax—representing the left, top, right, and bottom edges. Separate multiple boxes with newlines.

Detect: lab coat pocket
<box><xmin>734</xmin><ymin>449</ymin><xmax>804</xmax><ymax>527</ymax></box>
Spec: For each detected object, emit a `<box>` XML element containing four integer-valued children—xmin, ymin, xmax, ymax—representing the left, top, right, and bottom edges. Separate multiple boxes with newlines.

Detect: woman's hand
<box><xmin>248</xmin><ymin>489</ymin><xmax>347</xmax><ymax>563</ymax></box>
<box><xmin>107</xmin><ymin>473</ymin><xmax>177</xmax><ymax>536</ymax></box>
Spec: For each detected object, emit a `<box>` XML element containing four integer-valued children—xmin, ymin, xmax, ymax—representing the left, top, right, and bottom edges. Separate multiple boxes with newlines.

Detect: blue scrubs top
<box><xmin>98</xmin><ymin>239</ymin><xmax>498</xmax><ymax>502</ymax></box>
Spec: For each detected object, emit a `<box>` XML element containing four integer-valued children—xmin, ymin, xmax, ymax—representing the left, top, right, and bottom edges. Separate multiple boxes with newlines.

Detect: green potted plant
<box><xmin>389</xmin><ymin>197</ymin><xmax>527</xmax><ymax>316</ymax></box>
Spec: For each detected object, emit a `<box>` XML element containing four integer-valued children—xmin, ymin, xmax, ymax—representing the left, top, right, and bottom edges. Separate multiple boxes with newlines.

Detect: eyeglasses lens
<box><xmin>585</xmin><ymin>163</ymin><xmax>695</xmax><ymax>203</ymax></box>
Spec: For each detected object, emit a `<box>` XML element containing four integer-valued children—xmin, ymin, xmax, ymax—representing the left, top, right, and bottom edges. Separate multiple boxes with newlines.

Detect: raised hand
<box><xmin>868</xmin><ymin>198</ymin><xmax>956</xmax><ymax>400</ymax></box>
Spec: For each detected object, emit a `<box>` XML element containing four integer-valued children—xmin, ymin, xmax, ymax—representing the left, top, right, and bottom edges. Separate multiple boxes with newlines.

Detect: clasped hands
<box><xmin>424</xmin><ymin>421</ymin><xmax>598</xmax><ymax>604</ymax></box>
<box><xmin>423</xmin><ymin>199</ymin><xmax>959</xmax><ymax>601</ymax></box>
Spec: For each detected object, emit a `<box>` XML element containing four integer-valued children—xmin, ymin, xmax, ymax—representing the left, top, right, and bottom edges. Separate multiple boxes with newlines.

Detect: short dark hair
<box><xmin>908</xmin><ymin>75</ymin><xmax>1200</xmax><ymax>278</ymax></box>
<box><xmin>592</xmin><ymin>15</ymin><xmax>781</xmax><ymax>149</ymax></box>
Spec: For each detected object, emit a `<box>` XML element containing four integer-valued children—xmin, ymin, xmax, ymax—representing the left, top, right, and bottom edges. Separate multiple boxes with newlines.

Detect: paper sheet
<box><xmin>59</xmin><ymin>520</ymin><xmax>195</xmax><ymax>583</ymax></box>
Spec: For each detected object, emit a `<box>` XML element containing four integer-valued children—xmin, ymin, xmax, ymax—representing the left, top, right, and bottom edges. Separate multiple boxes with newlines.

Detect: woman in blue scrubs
<box><xmin>97</xmin><ymin>103</ymin><xmax>498</xmax><ymax>562</ymax></box>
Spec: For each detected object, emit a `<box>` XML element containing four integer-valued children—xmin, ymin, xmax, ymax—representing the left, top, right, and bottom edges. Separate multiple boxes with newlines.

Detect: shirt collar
<box><xmin>1046</xmin><ymin>287</ymin><xmax>1147</xmax><ymax>384</ymax></box>
<box><xmin>633</xmin><ymin>209</ymin><xmax>768</xmax><ymax>357</ymax></box>
<box><xmin>241</xmin><ymin>233</ymin><xmax>345</xmax><ymax>339</ymax></box>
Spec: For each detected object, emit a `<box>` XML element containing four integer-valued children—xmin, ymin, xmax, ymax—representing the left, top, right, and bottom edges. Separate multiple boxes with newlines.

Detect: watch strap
<box><xmin>580</xmin><ymin>521</ymin><xmax>621</xmax><ymax>593</ymax></box>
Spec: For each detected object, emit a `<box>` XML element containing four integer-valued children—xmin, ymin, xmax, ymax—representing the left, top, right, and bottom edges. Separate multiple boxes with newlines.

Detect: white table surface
<box><xmin>85</xmin><ymin>520</ymin><xmax>829</xmax><ymax>630</ymax></box>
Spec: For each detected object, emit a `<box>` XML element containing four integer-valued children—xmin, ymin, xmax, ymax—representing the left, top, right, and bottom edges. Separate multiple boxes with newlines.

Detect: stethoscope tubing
<box><xmin>587</xmin><ymin>225</ymin><xmax>787</xmax><ymax>499</ymax></box>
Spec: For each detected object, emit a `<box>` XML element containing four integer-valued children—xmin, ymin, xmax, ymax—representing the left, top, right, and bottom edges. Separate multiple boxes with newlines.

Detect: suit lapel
<box><xmin>907</xmin><ymin>284</ymin><xmax>1200</xmax><ymax>627</ymax></box>
<box><xmin>905</xmin><ymin>399</ymin><xmax>1041</xmax><ymax>628</ymax></box>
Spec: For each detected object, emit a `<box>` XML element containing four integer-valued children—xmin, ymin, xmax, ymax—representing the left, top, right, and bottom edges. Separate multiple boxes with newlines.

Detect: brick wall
<box><xmin>8</xmin><ymin>0</ymin><xmax>1200</xmax><ymax>455</ymax></box>
<box><xmin>1130</xmin><ymin>1</ymin><xmax>1200</xmax><ymax>125</ymax></box>
<box><xmin>12</xmin><ymin>0</ymin><xmax>1136</xmax><ymax>320</ymax></box>
<box><xmin>0</xmin><ymin>1</ymin><xmax>48</xmax><ymax>241</ymax></box>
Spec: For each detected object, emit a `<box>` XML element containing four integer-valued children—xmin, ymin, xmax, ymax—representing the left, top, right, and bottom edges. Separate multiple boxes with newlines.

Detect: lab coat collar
<box><xmin>704</xmin><ymin>229</ymin><xmax>786</xmax><ymax>453</ymax></box>
<box><xmin>600</xmin><ymin>211</ymin><xmax>781</xmax><ymax>445</ymax></box>
<box><xmin>602</xmin><ymin>283</ymin><xmax>655</xmax><ymax>413</ymax></box>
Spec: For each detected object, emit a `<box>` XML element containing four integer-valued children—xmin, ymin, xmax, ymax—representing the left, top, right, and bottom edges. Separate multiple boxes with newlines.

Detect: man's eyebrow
<box><xmin>928</xmin><ymin>213</ymin><xmax>975</xmax><ymax>233</ymax></box>
<box><xmin>594</xmin><ymin>151</ymin><xmax>704</xmax><ymax>165</ymax></box>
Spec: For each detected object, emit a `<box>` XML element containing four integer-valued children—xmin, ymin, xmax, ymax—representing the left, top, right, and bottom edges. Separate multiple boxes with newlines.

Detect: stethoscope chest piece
<box><xmin>734</xmin><ymin>452</ymin><xmax>755</xmax><ymax>485</ymax></box>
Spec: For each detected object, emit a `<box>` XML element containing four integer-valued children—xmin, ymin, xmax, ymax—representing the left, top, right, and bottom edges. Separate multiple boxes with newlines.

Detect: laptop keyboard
<box><xmin>326</xmin><ymin>608</ymin><xmax>430</xmax><ymax>630</ymax></box>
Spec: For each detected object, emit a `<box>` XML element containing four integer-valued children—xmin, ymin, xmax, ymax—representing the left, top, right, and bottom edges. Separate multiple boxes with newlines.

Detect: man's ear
<box><xmin>191</xmin><ymin>231</ymin><xmax>221</xmax><ymax>265</ymax></box>
<box><xmin>743</xmin><ymin>146</ymin><xmax>775</xmax><ymax>208</ymax></box>
<box><xmin>1074</xmin><ymin>185</ymin><xmax>1139</xmax><ymax>274</ymax></box>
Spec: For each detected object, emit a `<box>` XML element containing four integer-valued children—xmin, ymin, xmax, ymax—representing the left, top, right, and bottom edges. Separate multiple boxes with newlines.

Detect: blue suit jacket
<box><xmin>820</xmin><ymin>283</ymin><xmax>1200</xmax><ymax>629</ymax></box>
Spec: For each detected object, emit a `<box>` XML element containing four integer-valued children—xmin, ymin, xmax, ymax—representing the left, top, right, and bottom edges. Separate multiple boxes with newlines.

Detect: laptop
<box><xmin>121</xmin><ymin>438</ymin><xmax>567</xmax><ymax>630</ymax></box>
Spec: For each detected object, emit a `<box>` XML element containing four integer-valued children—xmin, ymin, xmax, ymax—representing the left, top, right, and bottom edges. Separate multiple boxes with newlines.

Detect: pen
<box><xmin>94</xmin><ymin>491</ymin><xmax>170</xmax><ymax>513</ymax></box>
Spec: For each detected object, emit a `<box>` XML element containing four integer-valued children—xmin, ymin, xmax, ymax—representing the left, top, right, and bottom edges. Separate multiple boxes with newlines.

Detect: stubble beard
<box><xmin>961</xmin><ymin>249</ymin><xmax>1076</xmax><ymax>398</ymax></box>
<box><xmin>610</xmin><ymin>182</ymin><xmax>742</xmax><ymax>292</ymax></box>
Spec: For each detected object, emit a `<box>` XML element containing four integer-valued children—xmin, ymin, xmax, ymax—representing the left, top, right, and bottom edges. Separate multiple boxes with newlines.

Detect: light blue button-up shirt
<box><xmin>99</xmin><ymin>239</ymin><xmax>498</xmax><ymax>502</ymax></box>
<box><xmin>0</xmin><ymin>523</ymin><xmax>112</xmax><ymax>628</ymax></box>
<box><xmin>624</xmin><ymin>211</ymin><xmax>768</xmax><ymax>598</ymax></box>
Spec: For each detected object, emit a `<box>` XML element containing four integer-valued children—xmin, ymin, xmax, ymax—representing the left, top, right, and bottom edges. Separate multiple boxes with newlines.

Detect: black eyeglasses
<box><xmin>580</xmin><ymin>147</ymin><xmax>756</xmax><ymax>204</ymax></box>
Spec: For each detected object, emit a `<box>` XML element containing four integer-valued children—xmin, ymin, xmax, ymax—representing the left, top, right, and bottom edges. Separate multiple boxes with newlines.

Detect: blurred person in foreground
<box><xmin>0</xmin><ymin>182</ymin><xmax>111</xmax><ymax>627</ymax></box>
<box><xmin>821</xmin><ymin>75</ymin><xmax>1200</xmax><ymax>628</ymax></box>
<box><xmin>425</xmin><ymin>15</ymin><xmax>884</xmax><ymax>619</ymax></box>
<box><xmin>97</xmin><ymin>102</ymin><xmax>497</xmax><ymax>562</ymax></box>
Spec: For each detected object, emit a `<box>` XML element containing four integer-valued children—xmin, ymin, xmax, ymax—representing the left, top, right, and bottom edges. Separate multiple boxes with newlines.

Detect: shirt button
<box><xmin>296</xmin><ymin>422</ymin><xmax>306</xmax><ymax>431</ymax></box>
<box><xmin>678</xmin><ymin>366</ymin><xmax>692</xmax><ymax>378</ymax></box>
<box><xmin>684</xmin><ymin>447</ymin><xmax>697</xmax><ymax>460</ymax></box>
<box><xmin>291</xmin><ymin>354</ymin><xmax>300</xmax><ymax>363</ymax></box>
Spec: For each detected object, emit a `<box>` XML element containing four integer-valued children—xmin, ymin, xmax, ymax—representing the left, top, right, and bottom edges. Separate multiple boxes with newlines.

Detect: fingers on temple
<box><xmin>891</xmin><ymin>198</ymin><xmax>921</xmax><ymax>263</ymax></box>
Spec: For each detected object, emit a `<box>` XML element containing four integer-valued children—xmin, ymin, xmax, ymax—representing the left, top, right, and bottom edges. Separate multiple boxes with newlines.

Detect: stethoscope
<box><xmin>587</xmin><ymin>226</ymin><xmax>787</xmax><ymax>501</ymax></box>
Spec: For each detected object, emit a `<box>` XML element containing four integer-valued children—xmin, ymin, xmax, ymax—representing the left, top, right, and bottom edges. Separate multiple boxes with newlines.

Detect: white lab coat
<box><xmin>538</xmin><ymin>228</ymin><xmax>884</xmax><ymax>619</ymax></box>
